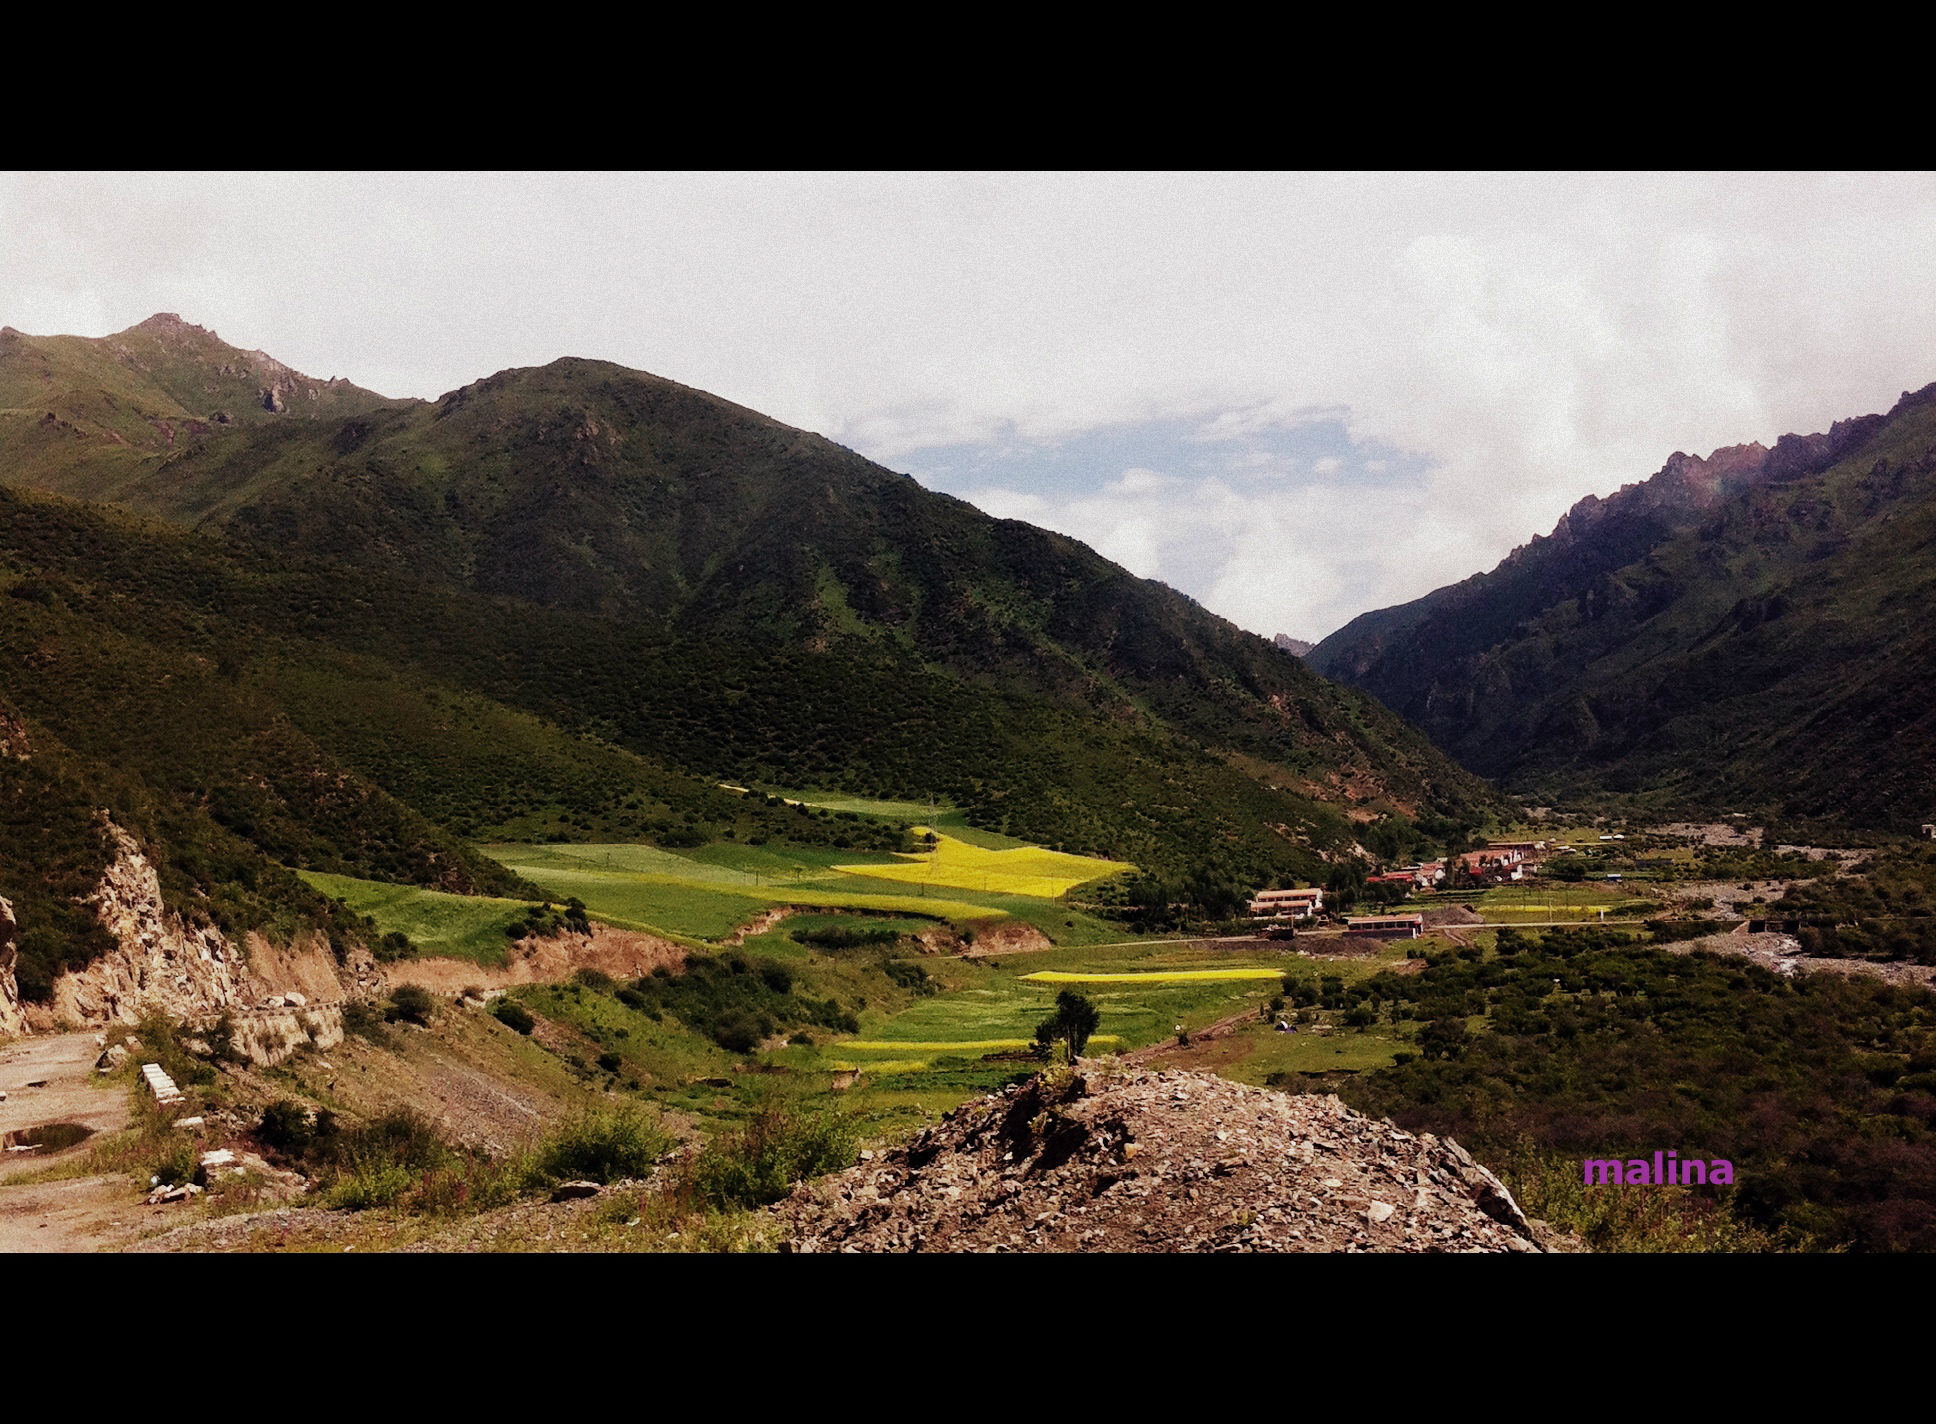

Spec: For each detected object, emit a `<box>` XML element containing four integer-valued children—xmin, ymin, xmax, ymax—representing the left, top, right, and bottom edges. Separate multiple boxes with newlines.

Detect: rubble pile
<box><xmin>773</xmin><ymin>1066</ymin><xmax>1559</xmax><ymax>1253</ymax></box>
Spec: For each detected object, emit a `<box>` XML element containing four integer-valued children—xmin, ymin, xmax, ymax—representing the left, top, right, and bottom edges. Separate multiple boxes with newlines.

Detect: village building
<box><xmin>1457</xmin><ymin>847</ymin><xmax>1526</xmax><ymax>882</ymax></box>
<box><xmin>1249</xmin><ymin>887</ymin><xmax>1324</xmax><ymax>918</ymax></box>
<box><xmin>1345</xmin><ymin>913</ymin><xmax>1425</xmax><ymax>940</ymax></box>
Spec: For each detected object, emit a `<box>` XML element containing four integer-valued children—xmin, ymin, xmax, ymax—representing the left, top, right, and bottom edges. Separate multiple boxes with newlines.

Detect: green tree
<box><xmin>1035</xmin><ymin>989</ymin><xmax>1102</xmax><ymax>1061</ymax></box>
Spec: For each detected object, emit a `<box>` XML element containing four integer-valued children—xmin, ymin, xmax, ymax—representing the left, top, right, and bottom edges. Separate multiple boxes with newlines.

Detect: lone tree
<box><xmin>1035</xmin><ymin>989</ymin><xmax>1101</xmax><ymax>1061</ymax></box>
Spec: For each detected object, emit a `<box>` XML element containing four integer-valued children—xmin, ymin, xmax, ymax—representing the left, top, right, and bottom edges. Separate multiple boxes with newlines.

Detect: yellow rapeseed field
<box><xmin>838</xmin><ymin>831</ymin><xmax>1128</xmax><ymax>900</ymax></box>
<box><xmin>837</xmin><ymin>1037</ymin><xmax>1123</xmax><ymax>1052</ymax></box>
<box><xmin>1021</xmin><ymin>968</ymin><xmax>1285</xmax><ymax>984</ymax></box>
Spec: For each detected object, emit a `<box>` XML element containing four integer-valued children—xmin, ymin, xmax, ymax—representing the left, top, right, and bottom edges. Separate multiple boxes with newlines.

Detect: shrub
<box><xmin>597</xmin><ymin>1051</ymin><xmax>623</xmax><ymax>1073</ymax></box>
<box><xmin>342</xmin><ymin>999</ymin><xmax>385</xmax><ymax>1038</ymax></box>
<box><xmin>493</xmin><ymin>999</ymin><xmax>536</xmax><ymax>1034</ymax></box>
<box><xmin>131</xmin><ymin>1010</ymin><xmax>214</xmax><ymax>1089</ymax></box>
<box><xmin>537</xmin><ymin>1105</ymin><xmax>672</xmax><ymax>1184</ymax></box>
<box><xmin>679</xmin><ymin>1103</ymin><xmax>858</xmax><ymax>1210</ymax></box>
<box><xmin>375</xmin><ymin>930</ymin><xmax>416</xmax><ymax>962</ymax></box>
<box><xmin>712</xmin><ymin>1011</ymin><xmax>763</xmax><ymax>1054</ymax></box>
<box><xmin>386</xmin><ymin>985</ymin><xmax>438</xmax><ymax>1026</ymax></box>
<box><xmin>573</xmin><ymin>967</ymin><xmax>614</xmax><ymax>991</ymax></box>
<box><xmin>151</xmin><ymin>1136</ymin><xmax>199</xmax><ymax>1187</ymax></box>
<box><xmin>258</xmin><ymin>1099</ymin><xmax>314</xmax><ymax>1152</ymax></box>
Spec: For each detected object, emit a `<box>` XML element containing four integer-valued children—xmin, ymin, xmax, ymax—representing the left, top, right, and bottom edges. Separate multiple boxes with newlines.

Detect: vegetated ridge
<box><xmin>1310</xmin><ymin>382</ymin><xmax>1936</xmax><ymax>831</ymax></box>
<box><xmin>0</xmin><ymin>315</ymin><xmax>1494</xmax><ymax>1005</ymax></box>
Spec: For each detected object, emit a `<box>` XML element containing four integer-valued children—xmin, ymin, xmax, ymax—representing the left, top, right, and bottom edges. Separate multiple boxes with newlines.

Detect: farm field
<box><xmin>837</xmin><ymin>830</ymin><xmax>1130</xmax><ymax>898</ymax></box>
<box><xmin>762</xmin><ymin>788</ymin><xmax>1036</xmax><ymax>851</ymax></box>
<box><xmin>481</xmin><ymin>838</ymin><xmax>1132</xmax><ymax>946</ymax></box>
<box><xmin>300</xmin><ymin>872</ymin><xmax>532</xmax><ymax>966</ymax></box>
<box><xmin>1463</xmin><ymin>883</ymin><xmax>1661</xmax><ymax>920</ymax></box>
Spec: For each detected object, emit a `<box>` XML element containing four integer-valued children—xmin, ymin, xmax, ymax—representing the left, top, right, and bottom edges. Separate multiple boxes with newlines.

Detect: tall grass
<box><xmin>1499</xmin><ymin>1145</ymin><xmax>1787</xmax><ymax>1253</ymax></box>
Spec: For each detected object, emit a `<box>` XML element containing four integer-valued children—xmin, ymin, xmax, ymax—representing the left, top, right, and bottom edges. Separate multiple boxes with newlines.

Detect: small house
<box><xmin>1344</xmin><ymin>913</ymin><xmax>1425</xmax><ymax>940</ymax></box>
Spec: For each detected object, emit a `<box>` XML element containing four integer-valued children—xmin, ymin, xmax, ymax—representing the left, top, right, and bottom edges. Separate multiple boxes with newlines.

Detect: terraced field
<box><xmin>838</xmin><ymin>830</ymin><xmax>1130</xmax><ymax>899</ymax></box>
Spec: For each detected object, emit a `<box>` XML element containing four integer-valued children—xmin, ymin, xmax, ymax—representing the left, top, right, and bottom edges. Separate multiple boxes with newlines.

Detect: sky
<box><xmin>5</xmin><ymin>171</ymin><xmax>1933</xmax><ymax>641</ymax></box>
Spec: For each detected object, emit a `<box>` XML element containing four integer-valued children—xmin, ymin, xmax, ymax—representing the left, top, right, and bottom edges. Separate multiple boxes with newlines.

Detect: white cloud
<box><xmin>4</xmin><ymin>172</ymin><xmax>1934</xmax><ymax>638</ymax></box>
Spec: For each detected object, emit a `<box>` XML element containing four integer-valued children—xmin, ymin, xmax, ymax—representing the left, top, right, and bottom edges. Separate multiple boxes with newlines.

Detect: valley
<box><xmin>5</xmin><ymin>310</ymin><xmax>1936</xmax><ymax>1253</ymax></box>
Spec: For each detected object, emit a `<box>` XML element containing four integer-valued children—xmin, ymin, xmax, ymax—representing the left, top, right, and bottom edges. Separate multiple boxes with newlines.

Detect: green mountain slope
<box><xmin>0</xmin><ymin>315</ymin><xmax>1495</xmax><ymax>1003</ymax></box>
<box><xmin>1310</xmin><ymin>382</ymin><xmax>1936</xmax><ymax>829</ymax></box>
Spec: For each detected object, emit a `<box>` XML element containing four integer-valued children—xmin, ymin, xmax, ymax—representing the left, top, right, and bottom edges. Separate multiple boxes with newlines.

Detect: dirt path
<box><xmin>0</xmin><ymin>1033</ymin><xmax>130</xmax><ymax>1179</ymax></box>
<box><xmin>1121</xmin><ymin>1008</ymin><xmax>1265</xmax><ymax>1066</ymax></box>
<box><xmin>0</xmin><ymin>1031</ymin><xmax>141</xmax><ymax>1252</ymax></box>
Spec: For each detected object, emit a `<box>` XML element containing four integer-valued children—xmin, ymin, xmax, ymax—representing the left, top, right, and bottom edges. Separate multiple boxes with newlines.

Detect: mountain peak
<box><xmin>133</xmin><ymin>312</ymin><xmax>207</xmax><ymax>334</ymax></box>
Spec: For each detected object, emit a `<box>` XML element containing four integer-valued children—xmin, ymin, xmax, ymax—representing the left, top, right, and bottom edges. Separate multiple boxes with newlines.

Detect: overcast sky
<box><xmin>5</xmin><ymin>171</ymin><xmax>1933</xmax><ymax>641</ymax></box>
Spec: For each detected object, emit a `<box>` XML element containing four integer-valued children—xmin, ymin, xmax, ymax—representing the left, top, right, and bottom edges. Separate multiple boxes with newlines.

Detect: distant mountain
<box><xmin>1310</xmin><ymin>382</ymin><xmax>1936</xmax><ymax>830</ymax></box>
<box><xmin>0</xmin><ymin>316</ymin><xmax>1495</xmax><ymax>1002</ymax></box>
<box><xmin>1273</xmin><ymin>634</ymin><xmax>1314</xmax><ymax>658</ymax></box>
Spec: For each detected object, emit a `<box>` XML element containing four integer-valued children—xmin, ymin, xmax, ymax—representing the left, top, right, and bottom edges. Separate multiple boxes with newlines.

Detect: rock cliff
<box><xmin>0</xmin><ymin>897</ymin><xmax>24</xmax><ymax>1038</ymax></box>
<box><xmin>26</xmin><ymin>820</ymin><xmax>376</xmax><ymax>1064</ymax></box>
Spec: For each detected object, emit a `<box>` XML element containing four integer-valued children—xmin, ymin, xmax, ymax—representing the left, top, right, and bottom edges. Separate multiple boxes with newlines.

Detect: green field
<box><xmin>300</xmin><ymin>872</ymin><xmax>534</xmax><ymax>966</ymax></box>
<box><xmin>481</xmin><ymin>834</ymin><xmax>1136</xmax><ymax>946</ymax></box>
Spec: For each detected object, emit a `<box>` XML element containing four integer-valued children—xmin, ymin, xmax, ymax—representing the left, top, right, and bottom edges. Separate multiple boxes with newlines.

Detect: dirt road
<box><xmin>0</xmin><ymin>1032</ymin><xmax>139</xmax><ymax>1251</ymax></box>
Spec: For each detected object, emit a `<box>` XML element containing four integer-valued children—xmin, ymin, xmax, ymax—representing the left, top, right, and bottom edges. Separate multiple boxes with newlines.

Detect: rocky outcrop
<box><xmin>46</xmin><ymin>822</ymin><xmax>246</xmax><ymax>1029</ymax></box>
<box><xmin>0</xmin><ymin>897</ymin><xmax>25</xmax><ymax>1037</ymax></box>
<box><xmin>30</xmin><ymin>820</ymin><xmax>373</xmax><ymax>1065</ymax></box>
<box><xmin>0</xmin><ymin>705</ymin><xmax>28</xmax><ymax>761</ymax></box>
<box><xmin>773</xmin><ymin>1065</ymin><xmax>1550</xmax><ymax>1253</ymax></box>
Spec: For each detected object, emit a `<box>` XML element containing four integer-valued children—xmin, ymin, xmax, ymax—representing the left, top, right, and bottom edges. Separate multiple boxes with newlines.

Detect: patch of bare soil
<box><xmin>956</xmin><ymin>921</ymin><xmax>1053</xmax><ymax>956</ymax></box>
<box><xmin>1420</xmin><ymin>905</ymin><xmax>1483</xmax><ymax>927</ymax></box>
<box><xmin>389</xmin><ymin>924</ymin><xmax>685</xmax><ymax>996</ymax></box>
<box><xmin>722</xmin><ymin>906</ymin><xmax>803</xmax><ymax>945</ymax></box>
<box><xmin>771</xmin><ymin>1065</ymin><xmax>1556</xmax><ymax>1253</ymax></box>
<box><xmin>271</xmin><ymin>1010</ymin><xmax>590</xmax><ymax>1156</ymax></box>
<box><xmin>1672</xmin><ymin>930</ymin><xmax>1936</xmax><ymax>988</ymax></box>
<box><xmin>1660</xmin><ymin>821</ymin><xmax>1764</xmax><ymax>848</ymax></box>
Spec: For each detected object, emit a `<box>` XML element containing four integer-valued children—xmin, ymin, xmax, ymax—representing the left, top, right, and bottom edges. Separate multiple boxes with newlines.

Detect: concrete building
<box><xmin>1345</xmin><ymin>913</ymin><xmax>1425</xmax><ymax>940</ymax></box>
<box><xmin>1249</xmin><ymin>887</ymin><xmax>1324</xmax><ymax>918</ymax></box>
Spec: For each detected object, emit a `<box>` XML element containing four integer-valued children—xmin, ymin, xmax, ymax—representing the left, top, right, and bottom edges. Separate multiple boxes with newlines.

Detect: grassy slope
<box><xmin>300</xmin><ymin>871</ymin><xmax>534</xmax><ymax>966</ymax></box>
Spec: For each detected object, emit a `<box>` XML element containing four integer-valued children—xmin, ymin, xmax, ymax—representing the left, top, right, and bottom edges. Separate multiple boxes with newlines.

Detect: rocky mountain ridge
<box><xmin>1306</xmin><ymin>380</ymin><xmax>1936</xmax><ymax>826</ymax></box>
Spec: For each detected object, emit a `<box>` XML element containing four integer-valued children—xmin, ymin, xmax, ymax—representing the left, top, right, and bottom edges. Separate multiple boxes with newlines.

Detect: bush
<box><xmin>1418</xmin><ymin>1017</ymin><xmax>1469</xmax><ymax>1060</ymax></box>
<box><xmin>375</xmin><ymin>930</ymin><xmax>416</xmax><ymax>962</ymax></box>
<box><xmin>597</xmin><ymin>1051</ymin><xmax>623</xmax><ymax>1073</ymax></box>
<box><xmin>678</xmin><ymin>1103</ymin><xmax>858</xmax><ymax>1210</ymax></box>
<box><xmin>386</xmin><ymin>984</ymin><xmax>438</xmax><ymax>1026</ymax></box>
<box><xmin>493</xmin><ymin>999</ymin><xmax>536</xmax><ymax>1034</ymax></box>
<box><xmin>712</xmin><ymin>1011</ymin><xmax>764</xmax><ymax>1053</ymax></box>
<box><xmin>258</xmin><ymin>1099</ymin><xmax>314</xmax><ymax>1152</ymax></box>
<box><xmin>342</xmin><ymin>999</ymin><xmax>384</xmax><ymax>1038</ymax></box>
<box><xmin>794</xmin><ymin>926</ymin><xmax>898</xmax><ymax>950</ymax></box>
<box><xmin>537</xmin><ymin>1105</ymin><xmax>672</xmax><ymax>1184</ymax></box>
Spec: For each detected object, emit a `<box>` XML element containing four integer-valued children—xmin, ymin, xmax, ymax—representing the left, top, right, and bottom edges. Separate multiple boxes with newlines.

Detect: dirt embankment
<box><xmin>388</xmin><ymin>923</ymin><xmax>686</xmax><ymax>995</ymax></box>
<box><xmin>1674</xmin><ymin>930</ymin><xmax>1936</xmax><ymax>988</ymax></box>
<box><xmin>771</xmin><ymin>1065</ymin><xmax>1558</xmax><ymax>1253</ymax></box>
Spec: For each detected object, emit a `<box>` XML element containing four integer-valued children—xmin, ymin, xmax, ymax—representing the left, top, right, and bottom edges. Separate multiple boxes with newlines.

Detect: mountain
<box><xmin>1273</xmin><ymin>635</ymin><xmax>1314</xmax><ymax>658</ymax></box>
<box><xmin>1310</xmin><ymin>382</ymin><xmax>1936</xmax><ymax>829</ymax></box>
<box><xmin>0</xmin><ymin>316</ymin><xmax>1494</xmax><ymax>1003</ymax></box>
